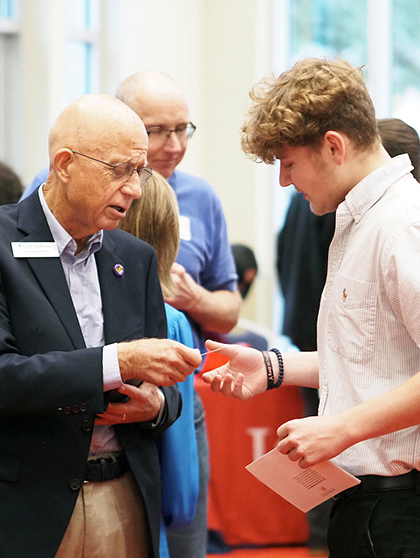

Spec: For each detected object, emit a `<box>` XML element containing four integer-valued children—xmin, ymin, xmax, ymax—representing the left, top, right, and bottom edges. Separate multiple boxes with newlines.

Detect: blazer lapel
<box><xmin>17</xmin><ymin>195</ymin><xmax>86</xmax><ymax>349</ymax></box>
<box><xmin>95</xmin><ymin>234</ymin><xmax>132</xmax><ymax>344</ymax></box>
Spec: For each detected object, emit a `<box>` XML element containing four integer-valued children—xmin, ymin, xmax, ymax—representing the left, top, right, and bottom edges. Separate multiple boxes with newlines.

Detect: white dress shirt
<box><xmin>39</xmin><ymin>187</ymin><xmax>123</xmax><ymax>453</ymax></box>
<box><xmin>318</xmin><ymin>154</ymin><xmax>420</xmax><ymax>476</ymax></box>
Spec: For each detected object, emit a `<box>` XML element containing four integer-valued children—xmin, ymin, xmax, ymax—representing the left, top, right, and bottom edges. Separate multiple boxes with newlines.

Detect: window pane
<box><xmin>85</xmin><ymin>0</ymin><xmax>99</xmax><ymax>30</ymax></box>
<box><xmin>65</xmin><ymin>0</ymin><xmax>99</xmax><ymax>32</ymax></box>
<box><xmin>64</xmin><ymin>0</ymin><xmax>100</xmax><ymax>105</ymax></box>
<box><xmin>0</xmin><ymin>32</ymin><xmax>19</xmax><ymax>164</ymax></box>
<box><xmin>0</xmin><ymin>35</ymin><xmax>6</xmax><ymax>157</ymax></box>
<box><xmin>289</xmin><ymin>0</ymin><xmax>368</xmax><ymax>66</ymax></box>
<box><xmin>0</xmin><ymin>0</ymin><xmax>15</xmax><ymax>18</ymax></box>
<box><xmin>65</xmin><ymin>41</ymin><xmax>98</xmax><ymax>104</ymax></box>
<box><xmin>391</xmin><ymin>0</ymin><xmax>420</xmax><ymax>131</ymax></box>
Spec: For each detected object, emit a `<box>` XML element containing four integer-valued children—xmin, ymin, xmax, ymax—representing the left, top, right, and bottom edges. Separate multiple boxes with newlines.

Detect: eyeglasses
<box><xmin>146</xmin><ymin>122</ymin><xmax>196</xmax><ymax>144</ymax></box>
<box><xmin>71</xmin><ymin>151</ymin><xmax>153</xmax><ymax>186</ymax></box>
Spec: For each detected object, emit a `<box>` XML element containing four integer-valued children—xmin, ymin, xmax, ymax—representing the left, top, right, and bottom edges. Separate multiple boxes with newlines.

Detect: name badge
<box><xmin>179</xmin><ymin>215</ymin><xmax>191</xmax><ymax>241</ymax></box>
<box><xmin>12</xmin><ymin>242</ymin><xmax>59</xmax><ymax>258</ymax></box>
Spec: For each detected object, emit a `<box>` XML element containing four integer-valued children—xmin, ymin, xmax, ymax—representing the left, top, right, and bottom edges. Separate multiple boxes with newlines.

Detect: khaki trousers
<box><xmin>55</xmin><ymin>471</ymin><xmax>150</xmax><ymax>558</ymax></box>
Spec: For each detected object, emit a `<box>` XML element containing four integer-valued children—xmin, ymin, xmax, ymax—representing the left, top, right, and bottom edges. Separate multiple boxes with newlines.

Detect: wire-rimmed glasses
<box><xmin>71</xmin><ymin>150</ymin><xmax>153</xmax><ymax>186</ymax></box>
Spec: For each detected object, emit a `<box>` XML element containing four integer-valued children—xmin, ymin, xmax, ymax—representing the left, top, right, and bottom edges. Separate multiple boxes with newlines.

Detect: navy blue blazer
<box><xmin>0</xmin><ymin>191</ymin><xmax>181</xmax><ymax>558</ymax></box>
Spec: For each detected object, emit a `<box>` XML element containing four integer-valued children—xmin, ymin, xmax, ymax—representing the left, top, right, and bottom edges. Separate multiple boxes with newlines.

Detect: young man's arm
<box><xmin>201</xmin><ymin>341</ymin><xmax>319</xmax><ymax>399</ymax></box>
<box><xmin>277</xmin><ymin>369</ymin><xmax>420</xmax><ymax>468</ymax></box>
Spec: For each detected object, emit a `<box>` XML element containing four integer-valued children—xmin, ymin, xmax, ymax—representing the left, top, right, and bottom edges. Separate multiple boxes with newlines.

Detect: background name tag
<box><xmin>12</xmin><ymin>242</ymin><xmax>59</xmax><ymax>258</ymax></box>
<box><xmin>179</xmin><ymin>215</ymin><xmax>191</xmax><ymax>241</ymax></box>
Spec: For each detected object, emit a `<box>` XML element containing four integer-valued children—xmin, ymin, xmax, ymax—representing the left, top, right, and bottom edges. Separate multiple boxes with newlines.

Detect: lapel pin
<box><xmin>113</xmin><ymin>263</ymin><xmax>125</xmax><ymax>277</ymax></box>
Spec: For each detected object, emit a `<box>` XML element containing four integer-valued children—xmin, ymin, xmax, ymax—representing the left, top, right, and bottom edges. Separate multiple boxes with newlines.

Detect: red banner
<box><xmin>195</xmin><ymin>372</ymin><xmax>308</xmax><ymax>546</ymax></box>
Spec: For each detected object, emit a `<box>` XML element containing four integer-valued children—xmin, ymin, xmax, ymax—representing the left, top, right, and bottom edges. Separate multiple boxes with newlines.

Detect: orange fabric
<box><xmin>207</xmin><ymin>545</ymin><xmax>327</xmax><ymax>557</ymax></box>
<box><xmin>196</xmin><ymin>377</ymin><xmax>308</xmax><ymax>546</ymax></box>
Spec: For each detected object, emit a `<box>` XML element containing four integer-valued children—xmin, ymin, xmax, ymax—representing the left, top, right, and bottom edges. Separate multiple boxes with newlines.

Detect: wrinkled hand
<box><xmin>276</xmin><ymin>414</ymin><xmax>349</xmax><ymax>469</ymax></box>
<box><xmin>118</xmin><ymin>337</ymin><xmax>201</xmax><ymax>386</ymax></box>
<box><xmin>96</xmin><ymin>383</ymin><xmax>162</xmax><ymax>425</ymax></box>
<box><xmin>200</xmin><ymin>340</ymin><xmax>267</xmax><ymax>401</ymax></box>
<box><xmin>164</xmin><ymin>262</ymin><xmax>199</xmax><ymax>313</ymax></box>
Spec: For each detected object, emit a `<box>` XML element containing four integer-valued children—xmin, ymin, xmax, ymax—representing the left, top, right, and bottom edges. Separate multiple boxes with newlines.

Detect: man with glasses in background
<box><xmin>3</xmin><ymin>93</ymin><xmax>201</xmax><ymax>558</ymax></box>
<box><xmin>116</xmin><ymin>70</ymin><xmax>241</xmax><ymax>558</ymax></box>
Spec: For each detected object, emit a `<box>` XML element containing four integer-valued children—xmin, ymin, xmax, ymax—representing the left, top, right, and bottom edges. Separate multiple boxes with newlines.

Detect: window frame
<box><xmin>0</xmin><ymin>1</ymin><xmax>21</xmax><ymax>170</ymax></box>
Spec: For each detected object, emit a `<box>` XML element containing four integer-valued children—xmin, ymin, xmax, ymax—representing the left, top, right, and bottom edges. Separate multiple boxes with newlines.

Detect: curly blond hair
<box><xmin>241</xmin><ymin>58</ymin><xmax>380</xmax><ymax>164</ymax></box>
<box><xmin>118</xmin><ymin>172</ymin><xmax>180</xmax><ymax>298</ymax></box>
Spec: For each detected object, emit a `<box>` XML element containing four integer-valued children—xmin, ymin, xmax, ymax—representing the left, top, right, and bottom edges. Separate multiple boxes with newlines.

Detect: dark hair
<box><xmin>377</xmin><ymin>118</ymin><xmax>420</xmax><ymax>181</ymax></box>
<box><xmin>231</xmin><ymin>244</ymin><xmax>258</xmax><ymax>299</ymax></box>
<box><xmin>0</xmin><ymin>162</ymin><xmax>24</xmax><ymax>205</ymax></box>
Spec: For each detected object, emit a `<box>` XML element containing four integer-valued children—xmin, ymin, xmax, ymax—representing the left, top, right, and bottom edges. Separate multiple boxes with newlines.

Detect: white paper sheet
<box><xmin>246</xmin><ymin>448</ymin><xmax>360</xmax><ymax>512</ymax></box>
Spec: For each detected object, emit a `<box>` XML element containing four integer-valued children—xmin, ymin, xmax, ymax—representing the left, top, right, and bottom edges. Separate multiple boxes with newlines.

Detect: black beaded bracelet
<box><xmin>261</xmin><ymin>350</ymin><xmax>274</xmax><ymax>390</ymax></box>
<box><xmin>269</xmin><ymin>348</ymin><xmax>284</xmax><ymax>388</ymax></box>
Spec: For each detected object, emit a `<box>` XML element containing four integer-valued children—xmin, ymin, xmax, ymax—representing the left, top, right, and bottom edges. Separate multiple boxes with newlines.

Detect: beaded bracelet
<box><xmin>261</xmin><ymin>350</ymin><xmax>274</xmax><ymax>390</ymax></box>
<box><xmin>269</xmin><ymin>348</ymin><xmax>284</xmax><ymax>388</ymax></box>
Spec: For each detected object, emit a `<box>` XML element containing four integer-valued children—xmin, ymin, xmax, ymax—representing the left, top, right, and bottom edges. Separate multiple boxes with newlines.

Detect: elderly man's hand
<box><xmin>96</xmin><ymin>382</ymin><xmax>163</xmax><ymax>425</ymax></box>
<box><xmin>118</xmin><ymin>337</ymin><xmax>201</xmax><ymax>386</ymax></box>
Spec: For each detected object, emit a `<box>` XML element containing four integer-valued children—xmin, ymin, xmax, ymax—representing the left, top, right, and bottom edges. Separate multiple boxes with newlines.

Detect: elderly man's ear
<box><xmin>52</xmin><ymin>148</ymin><xmax>74</xmax><ymax>182</ymax></box>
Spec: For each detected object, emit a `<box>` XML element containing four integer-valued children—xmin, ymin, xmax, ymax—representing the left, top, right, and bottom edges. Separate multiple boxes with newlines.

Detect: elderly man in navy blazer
<box><xmin>0</xmin><ymin>94</ymin><xmax>201</xmax><ymax>558</ymax></box>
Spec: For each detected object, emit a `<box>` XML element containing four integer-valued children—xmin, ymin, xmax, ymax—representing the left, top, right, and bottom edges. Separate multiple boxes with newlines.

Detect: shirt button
<box><xmin>56</xmin><ymin>408</ymin><xmax>64</xmax><ymax>415</ymax></box>
<box><xmin>64</xmin><ymin>407</ymin><xmax>72</xmax><ymax>415</ymax></box>
<box><xmin>80</xmin><ymin>403</ymin><xmax>88</xmax><ymax>412</ymax></box>
<box><xmin>72</xmin><ymin>405</ymin><xmax>80</xmax><ymax>414</ymax></box>
<box><xmin>69</xmin><ymin>479</ymin><xmax>81</xmax><ymax>491</ymax></box>
<box><xmin>81</xmin><ymin>420</ymin><xmax>93</xmax><ymax>432</ymax></box>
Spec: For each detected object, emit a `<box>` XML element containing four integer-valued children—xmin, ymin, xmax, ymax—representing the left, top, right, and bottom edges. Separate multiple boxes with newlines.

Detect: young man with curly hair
<box><xmin>203</xmin><ymin>58</ymin><xmax>420</xmax><ymax>558</ymax></box>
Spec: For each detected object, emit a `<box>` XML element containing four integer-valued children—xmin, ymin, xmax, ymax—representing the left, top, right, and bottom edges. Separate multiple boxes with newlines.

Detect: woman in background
<box><xmin>119</xmin><ymin>172</ymin><xmax>199</xmax><ymax>558</ymax></box>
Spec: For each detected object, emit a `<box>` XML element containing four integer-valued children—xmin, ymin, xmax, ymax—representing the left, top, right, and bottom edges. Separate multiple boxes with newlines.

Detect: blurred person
<box><xmin>0</xmin><ymin>160</ymin><xmax>24</xmax><ymax>204</ymax></box>
<box><xmin>118</xmin><ymin>171</ymin><xmax>199</xmax><ymax>558</ymax></box>
<box><xmin>202</xmin><ymin>58</ymin><xmax>420</xmax><ymax>558</ymax></box>
<box><xmin>116</xmin><ymin>70</ymin><xmax>241</xmax><ymax>558</ymax></box>
<box><xmin>0</xmin><ymin>93</ymin><xmax>201</xmax><ymax>558</ymax></box>
<box><xmin>116</xmin><ymin>70</ymin><xmax>241</xmax><ymax>352</ymax></box>
<box><xmin>231</xmin><ymin>243</ymin><xmax>258</xmax><ymax>299</ymax></box>
<box><xmin>378</xmin><ymin>117</ymin><xmax>420</xmax><ymax>181</ymax></box>
<box><xmin>20</xmin><ymin>166</ymin><xmax>49</xmax><ymax>200</ymax></box>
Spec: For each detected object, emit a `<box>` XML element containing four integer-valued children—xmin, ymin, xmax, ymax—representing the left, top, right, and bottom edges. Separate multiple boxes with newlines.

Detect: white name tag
<box><xmin>12</xmin><ymin>242</ymin><xmax>59</xmax><ymax>258</ymax></box>
<box><xmin>179</xmin><ymin>215</ymin><xmax>191</xmax><ymax>241</ymax></box>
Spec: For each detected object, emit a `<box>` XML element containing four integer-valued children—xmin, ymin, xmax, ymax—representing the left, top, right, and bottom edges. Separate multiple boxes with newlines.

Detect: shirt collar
<box><xmin>38</xmin><ymin>185</ymin><xmax>103</xmax><ymax>257</ymax></box>
<box><xmin>339</xmin><ymin>154</ymin><xmax>413</xmax><ymax>223</ymax></box>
